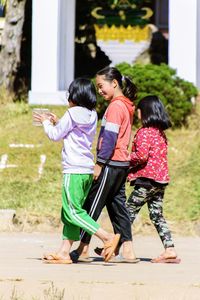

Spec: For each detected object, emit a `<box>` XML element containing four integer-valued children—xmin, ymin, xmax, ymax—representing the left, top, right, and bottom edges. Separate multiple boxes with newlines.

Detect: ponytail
<box><xmin>122</xmin><ymin>76</ymin><xmax>137</xmax><ymax>102</ymax></box>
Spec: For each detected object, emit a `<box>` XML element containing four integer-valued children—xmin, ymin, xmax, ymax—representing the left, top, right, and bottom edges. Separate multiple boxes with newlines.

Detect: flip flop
<box><xmin>94</xmin><ymin>247</ymin><xmax>104</xmax><ymax>256</ymax></box>
<box><xmin>43</xmin><ymin>253</ymin><xmax>57</xmax><ymax>260</ymax></box>
<box><xmin>43</xmin><ymin>253</ymin><xmax>72</xmax><ymax>264</ymax></box>
<box><xmin>43</xmin><ymin>258</ymin><xmax>72</xmax><ymax>264</ymax></box>
<box><xmin>109</xmin><ymin>255</ymin><xmax>140</xmax><ymax>264</ymax></box>
<box><xmin>78</xmin><ymin>256</ymin><xmax>94</xmax><ymax>262</ymax></box>
<box><xmin>69</xmin><ymin>250</ymin><xmax>93</xmax><ymax>263</ymax></box>
<box><xmin>104</xmin><ymin>234</ymin><xmax>121</xmax><ymax>262</ymax></box>
<box><xmin>151</xmin><ymin>256</ymin><xmax>181</xmax><ymax>264</ymax></box>
<box><xmin>94</xmin><ymin>247</ymin><xmax>118</xmax><ymax>257</ymax></box>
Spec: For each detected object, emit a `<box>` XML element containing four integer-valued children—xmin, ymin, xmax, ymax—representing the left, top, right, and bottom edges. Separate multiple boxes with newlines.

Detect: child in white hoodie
<box><xmin>33</xmin><ymin>78</ymin><xmax>120</xmax><ymax>264</ymax></box>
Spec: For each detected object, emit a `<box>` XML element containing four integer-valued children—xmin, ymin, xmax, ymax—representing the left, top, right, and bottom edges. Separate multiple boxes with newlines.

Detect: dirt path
<box><xmin>0</xmin><ymin>232</ymin><xmax>200</xmax><ymax>300</ymax></box>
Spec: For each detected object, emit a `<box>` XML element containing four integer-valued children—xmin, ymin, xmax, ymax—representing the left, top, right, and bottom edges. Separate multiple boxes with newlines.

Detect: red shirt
<box><xmin>128</xmin><ymin>127</ymin><xmax>170</xmax><ymax>183</ymax></box>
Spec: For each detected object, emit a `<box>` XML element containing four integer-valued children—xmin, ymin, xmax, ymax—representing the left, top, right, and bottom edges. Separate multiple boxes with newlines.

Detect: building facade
<box><xmin>28</xmin><ymin>0</ymin><xmax>200</xmax><ymax>105</ymax></box>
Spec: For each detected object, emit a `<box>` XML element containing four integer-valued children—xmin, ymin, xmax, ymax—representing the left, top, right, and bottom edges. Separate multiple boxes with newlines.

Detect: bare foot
<box><xmin>122</xmin><ymin>241</ymin><xmax>137</xmax><ymax>260</ymax></box>
<box><xmin>43</xmin><ymin>251</ymin><xmax>71</xmax><ymax>261</ymax></box>
<box><xmin>160</xmin><ymin>247</ymin><xmax>177</xmax><ymax>259</ymax></box>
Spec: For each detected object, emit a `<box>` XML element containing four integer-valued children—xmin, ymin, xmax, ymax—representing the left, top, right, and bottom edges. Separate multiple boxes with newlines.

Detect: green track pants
<box><xmin>61</xmin><ymin>173</ymin><xmax>100</xmax><ymax>240</ymax></box>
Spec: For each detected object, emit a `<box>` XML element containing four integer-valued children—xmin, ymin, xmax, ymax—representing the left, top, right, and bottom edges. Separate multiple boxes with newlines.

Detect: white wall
<box><xmin>59</xmin><ymin>0</ymin><xmax>75</xmax><ymax>91</ymax></box>
<box><xmin>29</xmin><ymin>0</ymin><xmax>76</xmax><ymax>105</ymax></box>
<box><xmin>197</xmin><ymin>0</ymin><xmax>200</xmax><ymax>88</ymax></box>
<box><xmin>29</xmin><ymin>0</ymin><xmax>200</xmax><ymax>106</ymax></box>
<box><xmin>169</xmin><ymin>0</ymin><xmax>199</xmax><ymax>87</ymax></box>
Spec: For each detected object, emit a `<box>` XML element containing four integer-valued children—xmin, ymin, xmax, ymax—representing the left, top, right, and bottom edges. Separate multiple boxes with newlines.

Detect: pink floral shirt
<box><xmin>128</xmin><ymin>127</ymin><xmax>170</xmax><ymax>183</ymax></box>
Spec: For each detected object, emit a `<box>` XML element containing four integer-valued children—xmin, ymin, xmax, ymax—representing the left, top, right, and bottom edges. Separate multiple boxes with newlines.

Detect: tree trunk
<box><xmin>0</xmin><ymin>0</ymin><xmax>26</xmax><ymax>91</ymax></box>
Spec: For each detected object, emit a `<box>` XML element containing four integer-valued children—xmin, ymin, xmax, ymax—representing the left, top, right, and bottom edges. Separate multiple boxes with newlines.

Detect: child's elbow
<box><xmin>130</xmin><ymin>153</ymin><xmax>148</xmax><ymax>164</ymax></box>
<box><xmin>49</xmin><ymin>135</ymin><xmax>61</xmax><ymax>142</ymax></box>
<box><xmin>46</xmin><ymin>132</ymin><xmax>61</xmax><ymax>142</ymax></box>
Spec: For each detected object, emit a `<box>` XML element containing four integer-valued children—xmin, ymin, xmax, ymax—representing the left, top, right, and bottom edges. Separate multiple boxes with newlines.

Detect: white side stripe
<box><xmin>80</xmin><ymin>167</ymin><xmax>109</xmax><ymax>239</ymax></box>
<box><xmin>88</xmin><ymin>166</ymin><xmax>109</xmax><ymax>216</ymax></box>
<box><xmin>64</xmin><ymin>175</ymin><xmax>97</xmax><ymax>234</ymax></box>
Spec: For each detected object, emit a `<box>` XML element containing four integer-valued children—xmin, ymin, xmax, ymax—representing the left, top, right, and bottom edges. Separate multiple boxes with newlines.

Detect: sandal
<box><xmin>151</xmin><ymin>255</ymin><xmax>181</xmax><ymax>264</ymax></box>
<box><xmin>43</xmin><ymin>253</ymin><xmax>72</xmax><ymax>264</ymax></box>
<box><xmin>109</xmin><ymin>255</ymin><xmax>140</xmax><ymax>264</ymax></box>
<box><xmin>104</xmin><ymin>234</ymin><xmax>121</xmax><ymax>262</ymax></box>
<box><xmin>70</xmin><ymin>250</ymin><xmax>93</xmax><ymax>263</ymax></box>
<box><xmin>94</xmin><ymin>247</ymin><xmax>104</xmax><ymax>256</ymax></box>
<box><xmin>94</xmin><ymin>245</ymin><xmax>120</xmax><ymax>257</ymax></box>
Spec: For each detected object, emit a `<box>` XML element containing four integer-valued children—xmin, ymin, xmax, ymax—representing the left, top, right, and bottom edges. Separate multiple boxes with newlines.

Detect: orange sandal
<box><xmin>104</xmin><ymin>234</ymin><xmax>121</xmax><ymax>262</ymax></box>
<box><xmin>43</xmin><ymin>253</ymin><xmax>72</xmax><ymax>264</ymax></box>
<box><xmin>151</xmin><ymin>255</ymin><xmax>181</xmax><ymax>264</ymax></box>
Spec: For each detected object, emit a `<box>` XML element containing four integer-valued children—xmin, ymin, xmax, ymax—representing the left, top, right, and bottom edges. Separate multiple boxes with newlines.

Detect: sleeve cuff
<box><xmin>42</xmin><ymin>119</ymin><xmax>51</xmax><ymax>126</ymax></box>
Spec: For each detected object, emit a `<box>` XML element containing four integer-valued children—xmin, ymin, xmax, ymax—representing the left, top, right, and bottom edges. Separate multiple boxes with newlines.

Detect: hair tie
<box><xmin>122</xmin><ymin>75</ymin><xmax>125</xmax><ymax>82</ymax></box>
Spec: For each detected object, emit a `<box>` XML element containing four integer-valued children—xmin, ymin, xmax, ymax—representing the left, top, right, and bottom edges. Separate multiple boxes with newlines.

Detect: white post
<box><xmin>59</xmin><ymin>0</ymin><xmax>76</xmax><ymax>91</ymax></box>
<box><xmin>29</xmin><ymin>0</ymin><xmax>76</xmax><ymax>105</ymax></box>
<box><xmin>197</xmin><ymin>0</ymin><xmax>200</xmax><ymax>88</ymax></box>
<box><xmin>169</xmin><ymin>0</ymin><xmax>199</xmax><ymax>87</ymax></box>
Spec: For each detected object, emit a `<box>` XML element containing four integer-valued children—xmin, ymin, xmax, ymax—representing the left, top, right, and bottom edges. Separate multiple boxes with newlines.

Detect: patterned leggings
<box><xmin>126</xmin><ymin>185</ymin><xmax>174</xmax><ymax>248</ymax></box>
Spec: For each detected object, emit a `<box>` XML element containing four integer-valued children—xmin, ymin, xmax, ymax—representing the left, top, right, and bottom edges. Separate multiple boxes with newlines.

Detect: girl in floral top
<box><xmin>127</xmin><ymin>95</ymin><xmax>181</xmax><ymax>263</ymax></box>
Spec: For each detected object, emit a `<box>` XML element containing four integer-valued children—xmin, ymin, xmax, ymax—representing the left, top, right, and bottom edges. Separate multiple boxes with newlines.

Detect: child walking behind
<box><xmin>73</xmin><ymin>67</ymin><xmax>138</xmax><ymax>263</ymax></box>
<box><xmin>33</xmin><ymin>78</ymin><xmax>120</xmax><ymax>264</ymax></box>
<box><xmin>126</xmin><ymin>95</ymin><xmax>181</xmax><ymax>263</ymax></box>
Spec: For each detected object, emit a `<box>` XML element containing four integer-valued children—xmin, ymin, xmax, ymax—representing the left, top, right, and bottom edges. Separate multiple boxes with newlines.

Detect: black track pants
<box><xmin>80</xmin><ymin>165</ymin><xmax>132</xmax><ymax>244</ymax></box>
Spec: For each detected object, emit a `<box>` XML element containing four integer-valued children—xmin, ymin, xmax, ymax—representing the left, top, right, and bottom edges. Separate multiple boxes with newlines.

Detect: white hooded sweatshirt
<box><xmin>42</xmin><ymin>106</ymin><xmax>97</xmax><ymax>174</ymax></box>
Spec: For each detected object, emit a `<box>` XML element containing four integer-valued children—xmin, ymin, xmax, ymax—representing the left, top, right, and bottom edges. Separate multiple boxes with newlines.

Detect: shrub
<box><xmin>96</xmin><ymin>63</ymin><xmax>198</xmax><ymax>127</ymax></box>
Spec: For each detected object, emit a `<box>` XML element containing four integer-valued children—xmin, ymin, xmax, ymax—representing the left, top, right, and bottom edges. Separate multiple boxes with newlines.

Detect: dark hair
<box><xmin>96</xmin><ymin>66</ymin><xmax>137</xmax><ymax>102</ymax></box>
<box><xmin>137</xmin><ymin>95</ymin><xmax>172</xmax><ymax>130</ymax></box>
<box><xmin>149</xmin><ymin>31</ymin><xmax>168</xmax><ymax>65</ymax></box>
<box><xmin>68</xmin><ymin>78</ymin><xmax>96</xmax><ymax>110</ymax></box>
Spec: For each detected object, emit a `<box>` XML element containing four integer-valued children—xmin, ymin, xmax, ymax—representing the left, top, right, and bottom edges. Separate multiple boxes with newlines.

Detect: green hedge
<box><xmin>96</xmin><ymin>63</ymin><xmax>198</xmax><ymax>127</ymax></box>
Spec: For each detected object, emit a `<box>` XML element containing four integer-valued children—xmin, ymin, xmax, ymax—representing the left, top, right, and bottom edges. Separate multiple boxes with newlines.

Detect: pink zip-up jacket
<box><xmin>97</xmin><ymin>96</ymin><xmax>135</xmax><ymax>167</ymax></box>
<box><xmin>128</xmin><ymin>127</ymin><xmax>170</xmax><ymax>183</ymax></box>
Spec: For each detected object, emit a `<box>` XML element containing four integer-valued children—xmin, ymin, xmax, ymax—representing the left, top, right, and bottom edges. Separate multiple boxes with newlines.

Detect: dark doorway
<box><xmin>149</xmin><ymin>0</ymin><xmax>169</xmax><ymax>65</ymax></box>
<box><xmin>74</xmin><ymin>0</ymin><xmax>111</xmax><ymax>78</ymax></box>
<box><xmin>14</xmin><ymin>0</ymin><xmax>32</xmax><ymax>97</ymax></box>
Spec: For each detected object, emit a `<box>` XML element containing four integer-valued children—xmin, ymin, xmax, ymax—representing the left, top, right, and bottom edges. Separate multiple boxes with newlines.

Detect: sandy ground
<box><xmin>0</xmin><ymin>232</ymin><xmax>200</xmax><ymax>300</ymax></box>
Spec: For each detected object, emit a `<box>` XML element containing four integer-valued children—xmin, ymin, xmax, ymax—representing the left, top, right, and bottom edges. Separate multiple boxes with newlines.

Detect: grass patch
<box><xmin>0</xmin><ymin>103</ymin><xmax>65</xmax><ymax>229</ymax></box>
<box><xmin>0</xmin><ymin>101</ymin><xmax>200</xmax><ymax>233</ymax></box>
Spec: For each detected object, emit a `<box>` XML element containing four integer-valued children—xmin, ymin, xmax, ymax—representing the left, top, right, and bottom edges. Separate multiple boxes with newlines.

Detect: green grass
<box><xmin>0</xmin><ymin>103</ymin><xmax>65</xmax><ymax>225</ymax></box>
<box><xmin>0</xmin><ymin>101</ymin><xmax>200</xmax><ymax>233</ymax></box>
